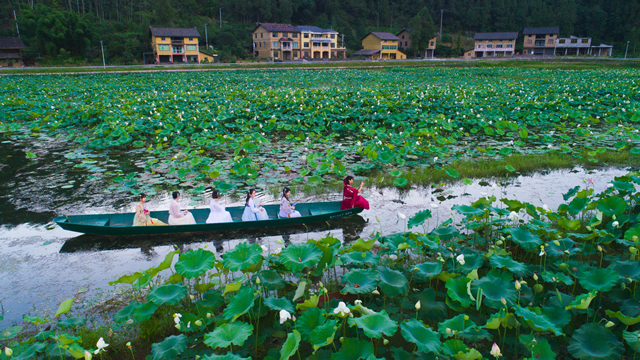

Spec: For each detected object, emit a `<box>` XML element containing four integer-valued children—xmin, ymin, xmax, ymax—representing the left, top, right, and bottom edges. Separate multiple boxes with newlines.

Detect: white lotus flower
<box><xmin>456</xmin><ymin>254</ymin><xmax>465</xmax><ymax>265</ymax></box>
<box><xmin>542</xmin><ymin>204</ymin><xmax>550</xmax><ymax>212</ymax></box>
<box><xmin>397</xmin><ymin>212</ymin><xmax>406</xmax><ymax>220</ymax></box>
<box><xmin>173</xmin><ymin>313</ymin><xmax>182</xmax><ymax>325</ymax></box>
<box><xmin>273</xmin><ymin>247</ymin><xmax>282</xmax><ymax>254</ymax></box>
<box><xmin>508</xmin><ymin>211</ymin><xmax>519</xmax><ymax>221</ymax></box>
<box><xmin>279</xmin><ymin>310</ymin><xmax>292</xmax><ymax>324</ymax></box>
<box><xmin>613</xmin><ymin>221</ymin><xmax>620</xmax><ymax>228</ymax></box>
<box><xmin>389</xmin><ymin>254</ymin><xmax>398</xmax><ymax>260</ymax></box>
<box><xmin>354</xmin><ymin>299</ymin><xmax>362</xmax><ymax>305</ymax></box>
<box><xmin>430</xmin><ymin>203</ymin><xmax>439</xmax><ymax>209</ymax></box>
<box><xmin>415</xmin><ymin>301</ymin><xmax>421</xmax><ymax>310</ymax></box>
<box><xmin>94</xmin><ymin>338</ymin><xmax>109</xmax><ymax>354</ymax></box>
<box><xmin>490</xmin><ymin>343</ymin><xmax>502</xmax><ymax>358</ymax></box>
<box><xmin>333</xmin><ymin>301</ymin><xmax>351</xmax><ymax>316</ymax></box>
<box><xmin>607</xmin><ymin>183</ymin><xmax>614</xmax><ymax>188</ymax></box>
<box><xmin>261</xmin><ymin>245</ymin><xmax>268</xmax><ymax>252</ymax></box>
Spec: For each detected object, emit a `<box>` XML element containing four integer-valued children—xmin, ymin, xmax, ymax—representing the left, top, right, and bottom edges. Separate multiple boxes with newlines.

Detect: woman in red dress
<box><xmin>341</xmin><ymin>176</ymin><xmax>370</xmax><ymax>210</ymax></box>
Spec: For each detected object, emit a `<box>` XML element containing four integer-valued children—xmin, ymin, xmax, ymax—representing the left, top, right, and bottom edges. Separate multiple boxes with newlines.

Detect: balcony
<box><xmin>281</xmin><ymin>45</ymin><xmax>292</xmax><ymax>51</ymax></box>
<box><xmin>534</xmin><ymin>41</ymin><xmax>545</xmax><ymax>47</ymax></box>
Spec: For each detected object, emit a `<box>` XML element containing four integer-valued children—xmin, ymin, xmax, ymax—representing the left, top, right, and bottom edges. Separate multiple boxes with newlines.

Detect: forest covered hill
<box><xmin>1</xmin><ymin>0</ymin><xmax>638</xmax><ymax>64</ymax></box>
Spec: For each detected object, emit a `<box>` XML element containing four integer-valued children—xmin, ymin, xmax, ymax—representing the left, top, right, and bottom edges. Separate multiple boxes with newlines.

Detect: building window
<box><xmin>430</xmin><ymin>41</ymin><xmax>435</xmax><ymax>46</ymax></box>
<box><xmin>571</xmin><ymin>38</ymin><xmax>578</xmax><ymax>44</ymax></box>
<box><xmin>477</xmin><ymin>44</ymin><xmax>482</xmax><ymax>48</ymax></box>
<box><xmin>527</xmin><ymin>39</ymin><xmax>532</xmax><ymax>44</ymax></box>
<box><xmin>405</xmin><ymin>41</ymin><xmax>408</xmax><ymax>46</ymax></box>
<box><xmin>496</xmin><ymin>44</ymin><xmax>503</xmax><ymax>48</ymax></box>
<box><xmin>487</xmin><ymin>40</ymin><xmax>492</xmax><ymax>43</ymax></box>
<box><xmin>283</xmin><ymin>32</ymin><xmax>288</xmax><ymax>37</ymax></box>
<box><xmin>390</xmin><ymin>45</ymin><xmax>397</xmax><ymax>50</ymax></box>
<box><xmin>293</xmin><ymin>33</ymin><xmax>298</xmax><ymax>38</ymax></box>
<box><xmin>581</xmin><ymin>38</ymin><xmax>589</xmax><ymax>44</ymax></box>
<box><xmin>548</xmin><ymin>39</ymin><xmax>554</xmax><ymax>44</ymax></box>
<box><xmin>331</xmin><ymin>34</ymin><xmax>335</xmax><ymax>39</ymax></box>
<box><xmin>402</xmin><ymin>35</ymin><xmax>405</xmax><ymax>39</ymax></box>
<box><xmin>331</xmin><ymin>43</ymin><xmax>335</xmax><ymax>48</ymax></box>
<box><xmin>189</xmin><ymin>37</ymin><xmax>193</xmax><ymax>41</ymax></box>
<box><xmin>506</xmin><ymin>44</ymin><xmax>513</xmax><ymax>48</ymax></box>
<box><xmin>293</xmin><ymin>42</ymin><xmax>298</xmax><ymax>48</ymax></box>
<box><xmin>254</xmin><ymin>34</ymin><xmax>257</xmax><ymax>38</ymax></box>
<box><xmin>161</xmin><ymin>37</ymin><xmax>166</xmax><ymax>41</ymax></box>
<box><xmin>304</xmin><ymin>51</ymin><xmax>309</xmax><ymax>57</ymax></box>
<box><xmin>559</xmin><ymin>39</ymin><xmax>566</xmax><ymax>44</ymax></box>
<box><xmin>304</xmin><ymin>33</ymin><xmax>309</xmax><ymax>38</ymax></box>
<box><xmin>159</xmin><ymin>45</ymin><xmax>170</xmax><ymax>51</ymax></box>
<box><xmin>313</xmin><ymin>42</ymin><xmax>320</xmax><ymax>47</ymax></box>
<box><xmin>253</xmin><ymin>42</ymin><xmax>257</xmax><ymax>48</ymax></box>
<box><xmin>487</xmin><ymin>44</ymin><xmax>493</xmax><ymax>48</ymax></box>
<box><xmin>273</xmin><ymin>51</ymin><xmax>278</xmax><ymax>58</ymax></box>
<box><xmin>294</xmin><ymin>51</ymin><xmax>298</xmax><ymax>57</ymax></box>
<box><xmin>261</xmin><ymin>33</ymin><xmax>263</xmax><ymax>38</ymax></box>
<box><xmin>382</xmin><ymin>45</ymin><xmax>389</xmax><ymax>49</ymax></box>
<box><xmin>272</xmin><ymin>41</ymin><xmax>279</xmax><ymax>48</ymax></box>
<box><xmin>304</xmin><ymin>42</ymin><xmax>309</xmax><ymax>48</ymax></box>
<box><xmin>186</xmin><ymin>45</ymin><xmax>197</xmax><ymax>51</ymax></box>
<box><xmin>172</xmin><ymin>46</ymin><xmax>183</xmax><ymax>53</ymax></box>
<box><xmin>272</xmin><ymin>32</ymin><xmax>278</xmax><ymax>37</ymax></box>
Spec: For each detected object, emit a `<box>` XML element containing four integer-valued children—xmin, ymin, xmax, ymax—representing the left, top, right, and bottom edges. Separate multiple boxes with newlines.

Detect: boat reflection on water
<box><xmin>59</xmin><ymin>215</ymin><xmax>368</xmax><ymax>253</ymax></box>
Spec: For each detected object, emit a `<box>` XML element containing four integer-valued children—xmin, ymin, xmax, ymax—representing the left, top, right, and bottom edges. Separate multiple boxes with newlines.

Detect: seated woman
<box><xmin>168</xmin><ymin>191</ymin><xmax>197</xmax><ymax>225</ymax></box>
<box><xmin>242</xmin><ymin>189</ymin><xmax>269</xmax><ymax>221</ymax></box>
<box><xmin>341</xmin><ymin>175</ymin><xmax>370</xmax><ymax>210</ymax></box>
<box><xmin>279</xmin><ymin>187</ymin><xmax>301</xmax><ymax>218</ymax></box>
<box><xmin>206</xmin><ymin>190</ymin><xmax>233</xmax><ymax>223</ymax></box>
<box><xmin>133</xmin><ymin>193</ymin><xmax>167</xmax><ymax>226</ymax></box>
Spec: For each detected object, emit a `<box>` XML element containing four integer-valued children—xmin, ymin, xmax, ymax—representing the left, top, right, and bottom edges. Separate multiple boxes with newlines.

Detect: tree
<box><xmin>408</xmin><ymin>6</ymin><xmax>434</xmax><ymax>57</ymax></box>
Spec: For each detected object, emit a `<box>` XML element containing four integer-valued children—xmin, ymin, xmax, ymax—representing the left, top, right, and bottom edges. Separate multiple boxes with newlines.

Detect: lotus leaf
<box><xmin>513</xmin><ymin>305</ymin><xmax>563</xmax><ymax>336</ymax></box>
<box><xmin>199</xmin><ymin>290</ymin><xmax>224</xmax><ymax>310</ymax></box>
<box><xmin>256</xmin><ymin>269</ymin><xmax>286</xmax><ymax>290</ymax></box>
<box><xmin>264</xmin><ymin>296</ymin><xmax>295</xmax><ymax>313</ymax></box>
<box><xmin>280</xmin><ymin>243</ymin><xmax>323</xmax><ymax>272</ymax></box>
<box><xmin>377</xmin><ymin>266</ymin><xmax>409</xmax><ymax>296</ymax></box>
<box><xmin>566</xmin><ymin>292</ymin><xmax>597</xmax><ymax>310</ymax></box>
<box><xmin>341</xmin><ymin>268</ymin><xmax>379</xmax><ymax>294</ymax></box>
<box><xmin>113</xmin><ymin>302</ymin><xmax>138</xmax><ymax>324</ymax></box>
<box><xmin>438</xmin><ymin>314</ymin><xmax>476</xmax><ymax>339</ymax></box>
<box><xmin>280</xmin><ymin>330</ymin><xmax>302</xmax><ymax>360</ymax></box>
<box><xmin>330</xmin><ymin>338</ymin><xmax>374</xmax><ymax>360</ymax></box>
<box><xmin>133</xmin><ymin>301</ymin><xmax>159</xmax><ymax>322</ymax></box>
<box><xmin>441</xmin><ymin>339</ymin><xmax>469</xmax><ymax>357</ymax></box>
<box><xmin>223</xmin><ymin>242</ymin><xmax>263</xmax><ymax>272</ymax></box>
<box><xmin>489</xmin><ymin>255</ymin><xmax>527</xmax><ymax>273</ymax></box>
<box><xmin>623</xmin><ymin>330</ymin><xmax>640</xmax><ymax>351</ymax></box>
<box><xmin>568</xmin><ymin>323</ymin><xmax>624</xmax><ymax>360</ymax></box>
<box><xmin>297</xmin><ymin>308</ymin><xmax>326</xmax><ymax>340</ymax></box>
<box><xmin>151</xmin><ymin>334</ymin><xmax>188</xmax><ymax>360</ymax></box>
<box><xmin>475</xmin><ymin>274</ymin><xmax>517</xmax><ymax>309</ymax></box>
<box><xmin>452</xmin><ymin>204</ymin><xmax>485</xmax><ymax>218</ymax></box>
<box><xmin>310</xmin><ymin>319</ymin><xmax>338</xmax><ymax>351</ymax></box>
<box><xmin>519</xmin><ymin>334</ymin><xmax>556</xmax><ymax>360</ymax></box>
<box><xmin>610</xmin><ymin>260</ymin><xmax>640</xmax><ymax>282</ymax></box>
<box><xmin>408</xmin><ymin>209</ymin><xmax>432</xmax><ymax>229</ymax></box>
<box><xmin>605</xmin><ymin>310</ymin><xmax>640</xmax><ymax>326</ymax></box>
<box><xmin>202</xmin><ymin>354</ymin><xmax>251</xmax><ymax>360</ymax></box>
<box><xmin>400</xmin><ymin>319</ymin><xmax>442</xmax><ymax>354</ymax></box>
<box><xmin>340</xmin><ymin>251</ymin><xmax>380</xmax><ymax>266</ymax></box>
<box><xmin>504</xmin><ymin>227</ymin><xmax>542</xmax><ymax>251</ymax></box>
<box><xmin>349</xmin><ymin>310</ymin><xmax>397</xmax><ymax>339</ymax></box>
<box><xmin>0</xmin><ymin>326</ymin><xmax>23</xmax><ymax>340</ymax></box>
<box><xmin>446</xmin><ymin>277</ymin><xmax>474</xmax><ymax>308</ymax></box>
<box><xmin>394</xmin><ymin>177</ymin><xmax>408</xmax><ymax>187</ymax></box>
<box><xmin>597</xmin><ymin>196</ymin><xmax>627</xmax><ymax>216</ymax></box>
<box><xmin>175</xmin><ymin>248</ymin><xmax>216</xmax><ymax>278</ymax></box>
<box><xmin>578</xmin><ymin>268</ymin><xmax>618</xmax><ymax>292</ymax></box>
<box><xmin>430</xmin><ymin>226</ymin><xmax>460</xmax><ymax>241</ymax></box>
<box><xmin>222</xmin><ymin>286</ymin><xmax>256</xmax><ymax>321</ymax></box>
<box><xmin>204</xmin><ymin>322</ymin><xmax>253</xmax><ymax>349</ymax></box>
<box><xmin>350</xmin><ymin>238</ymin><xmax>376</xmax><ymax>252</ymax></box>
<box><xmin>413</xmin><ymin>261</ymin><xmax>443</xmax><ymax>278</ymax></box>
<box><xmin>147</xmin><ymin>283</ymin><xmax>187</xmax><ymax>305</ymax></box>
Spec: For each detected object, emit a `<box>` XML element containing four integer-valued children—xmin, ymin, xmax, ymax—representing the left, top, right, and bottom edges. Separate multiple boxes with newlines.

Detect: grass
<box><xmin>1</xmin><ymin>58</ymin><xmax>640</xmax><ymax>75</ymax></box>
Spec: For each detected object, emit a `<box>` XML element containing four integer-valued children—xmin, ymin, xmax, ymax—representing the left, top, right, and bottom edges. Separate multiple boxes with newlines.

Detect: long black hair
<box><xmin>282</xmin><ymin>187</ymin><xmax>291</xmax><ymax>202</ymax></box>
<box><xmin>138</xmin><ymin>193</ymin><xmax>146</xmax><ymax>201</ymax></box>
<box><xmin>172</xmin><ymin>191</ymin><xmax>180</xmax><ymax>199</ymax></box>
<box><xmin>212</xmin><ymin>190</ymin><xmax>219</xmax><ymax>199</ymax></box>
<box><xmin>245</xmin><ymin>189</ymin><xmax>255</xmax><ymax>206</ymax></box>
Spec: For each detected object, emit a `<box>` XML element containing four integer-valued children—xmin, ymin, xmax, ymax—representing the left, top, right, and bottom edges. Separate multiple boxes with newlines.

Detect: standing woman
<box><xmin>242</xmin><ymin>189</ymin><xmax>269</xmax><ymax>221</ymax></box>
<box><xmin>279</xmin><ymin>187</ymin><xmax>301</xmax><ymax>218</ymax></box>
<box><xmin>206</xmin><ymin>190</ymin><xmax>233</xmax><ymax>223</ymax></box>
<box><xmin>133</xmin><ymin>193</ymin><xmax>167</xmax><ymax>226</ymax></box>
<box><xmin>168</xmin><ymin>191</ymin><xmax>197</xmax><ymax>225</ymax></box>
<box><xmin>341</xmin><ymin>175</ymin><xmax>370</xmax><ymax>210</ymax></box>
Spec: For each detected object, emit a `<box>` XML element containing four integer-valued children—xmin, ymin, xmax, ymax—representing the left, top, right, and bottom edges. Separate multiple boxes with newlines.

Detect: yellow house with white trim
<box><xmin>150</xmin><ymin>27</ymin><xmax>201</xmax><ymax>63</ymax></box>
<box><xmin>354</xmin><ymin>32</ymin><xmax>406</xmax><ymax>60</ymax></box>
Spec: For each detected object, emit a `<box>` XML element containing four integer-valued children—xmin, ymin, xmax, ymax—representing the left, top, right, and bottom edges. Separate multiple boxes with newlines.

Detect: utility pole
<box><xmin>13</xmin><ymin>10</ymin><xmax>19</xmax><ymax>37</ymax></box>
<box><xmin>440</xmin><ymin>9</ymin><xmax>443</xmax><ymax>38</ymax></box>
<box><xmin>100</xmin><ymin>40</ymin><xmax>106</xmax><ymax>68</ymax></box>
<box><xmin>341</xmin><ymin>34</ymin><xmax>344</xmax><ymax>48</ymax></box>
<box><xmin>204</xmin><ymin>24</ymin><xmax>209</xmax><ymax>49</ymax></box>
<box><xmin>219</xmin><ymin>8</ymin><xmax>222</xmax><ymax>29</ymax></box>
<box><xmin>377</xmin><ymin>0</ymin><xmax>380</xmax><ymax>30</ymax></box>
<box><xmin>625</xmin><ymin>40</ymin><xmax>630</xmax><ymax>59</ymax></box>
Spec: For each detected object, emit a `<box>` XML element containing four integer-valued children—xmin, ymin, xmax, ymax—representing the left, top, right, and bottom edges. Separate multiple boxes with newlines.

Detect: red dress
<box><xmin>341</xmin><ymin>180</ymin><xmax>370</xmax><ymax>210</ymax></box>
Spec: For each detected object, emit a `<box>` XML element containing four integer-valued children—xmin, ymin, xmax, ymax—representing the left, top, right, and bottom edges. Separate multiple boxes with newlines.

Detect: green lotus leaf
<box><xmin>151</xmin><ymin>334</ymin><xmax>188</xmax><ymax>360</ymax></box>
<box><xmin>10</xmin><ymin>342</ymin><xmax>46</xmax><ymax>360</ymax></box>
<box><xmin>147</xmin><ymin>283</ymin><xmax>187</xmax><ymax>305</ymax></box>
<box><xmin>296</xmin><ymin>295</ymin><xmax>319</xmax><ymax>311</ymax></box>
<box><xmin>412</xmin><ymin>261</ymin><xmax>443</xmax><ymax>278</ymax></box>
<box><xmin>148</xmin><ymin>249</ymin><xmax>179</xmax><ymax>277</ymax></box>
<box><xmin>597</xmin><ymin>196</ymin><xmax>627</xmax><ymax>216</ymax></box>
<box><xmin>568</xmin><ymin>323</ymin><xmax>624</xmax><ymax>360</ymax></box>
<box><xmin>204</xmin><ymin>322</ymin><xmax>253</xmax><ymax>349</ymax></box>
<box><xmin>611</xmin><ymin>180</ymin><xmax>635</xmax><ymax>192</ymax></box>
<box><xmin>558</xmin><ymin>216</ymin><xmax>581</xmax><ymax>231</ymax></box>
<box><xmin>430</xmin><ymin>226</ymin><xmax>460</xmax><ymax>241</ymax></box>
<box><xmin>55</xmin><ymin>298</ymin><xmax>74</xmax><ymax>317</ymax></box>
<box><xmin>501</xmin><ymin>198</ymin><xmax>526</xmax><ymax>212</ymax></box>
<box><xmin>330</xmin><ymin>338</ymin><xmax>374</xmax><ymax>360</ymax></box>
<box><xmin>390</xmin><ymin>169</ymin><xmax>403</xmax><ymax>177</ymax></box>
<box><xmin>57</xmin><ymin>316</ymin><xmax>86</xmax><ymax>328</ymax></box>
<box><xmin>541</xmin><ymin>306</ymin><xmax>572</xmax><ymax>329</ymax></box>
<box><xmin>452</xmin><ymin>204</ymin><xmax>485</xmax><ymax>218</ymax></box>
<box><xmin>605</xmin><ymin>310</ymin><xmax>640</xmax><ymax>326</ymax></box>
<box><xmin>578</xmin><ymin>268</ymin><xmax>618</xmax><ymax>292</ymax></box>
<box><xmin>513</xmin><ymin>305</ymin><xmax>563</xmax><ymax>336</ymax></box>
<box><xmin>133</xmin><ymin>301</ymin><xmax>158</xmax><ymax>322</ymax></box>
<box><xmin>256</xmin><ymin>269</ymin><xmax>286</xmax><ymax>290</ymax></box>
<box><xmin>223</xmin><ymin>242</ymin><xmax>263</xmax><ymax>272</ymax></box>
<box><xmin>23</xmin><ymin>315</ymin><xmax>49</xmax><ymax>326</ymax></box>
<box><xmin>341</xmin><ymin>268</ymin><xmax>379</xmax><ymax>294</ymax></box>
<box><xmin>445</xmin><ymin>277</ymin><xmax>474</xmax><ymax>308</ymax></box>
<box><xmin>394</xmin><ymin>177</ymin><xmax>408</xmax><ymax>187</ymax></box>
<box><xmin>567</xmin><ymin>197</ymin><xmax>590</xmax><ymax>215</ymax></box>
<box><xmin>348</xmin><ymin>310</ymin><xmax>397</xmax><ymax>339</ymax></box>
<box><xmin>623</xmin><ymin>330</ymin><xmax>640</xmax><ymax>351</ymax></box>
<box><xmin>437</xmin><ymin>314</ymin><xmax>476</xmax><ymax>338</ymax></box>
<box><xmin>624</xmin><ymin>225</ymin><xmax>640</xmax><ymax>243</ymax></box>
<box><xmin>280</xmin><ymin>243</ymin><xmax>323</xmax><ymax>272</ymax></box>
<box><xmin>519</xmin><ymin>334</ymin><xmax>556</xmax><ymax>360</ymax></box>
<box><xmin>199</xmin><ymin>290</ymin><xmax>224</xmax><ymax>310</ymax></box>
<box><xmin>461</xmin><ymin>327</ymin><xmax>492</xmax><ymax>342</ymax></box>
<box><xmin>280</xmin><ymin>330</ymin><xmax>302</xmax><ymax>360</ymax></box>
<box><xmin>113</xmin><ymin>301</ymin><xmax>138</xmax><ymax>324</ymax></box>
<box><xmin>264</xmin><ymin>296</ymin><xmax>295</xmax><ymax>313</ymax></box>
<box><xmin>350</xmin><ymin>238</ymin><xmax>376</xmax><ymax>252</ymax></box>
<box><xmin>546</xmin><ymin>238</ymin><xmax>576</xmax><ymax>257</ymax></box>
<box><xmin>475</xmin><ymin>274</ymin><xmax>517</xmax><ymax>309</ymax></box>
<box><xmin>446</xmin><ymin>168</ymin><xmax>460</xmax><ymax>178</ymax></box>
<box><xmin>541</xmin><ymin>271</ymin><xmax>574</xmax><ymax>285</ymax></box>
<box><xmin>297</xmin><ymin>308</ymin><xmax>326</xmax><ymax>340</ymax></box>
<box><xmin>610</xmin><ymin>261</ymin><xmax>640</xmax><ymax>282</ymax></box>
<box><xmin>340</xmin><ymin>251</ymin><xmax>380</xmax><ymax>266</ymax></box>
<box><xmin>408</xmin><ymin>209</ymin><xmax>432</xmax><ymax>229</ymax></box>
<box><xmin>441</xmin><ymin>339</ymin><xmax>469</xmax><ymax>357</ymax></box>
<box><xmin>504</xmin><ymin>227</ymin><xmax>542</xmax><ymax>251</ymax></box>
<box><xmin>310</xmin><ymin>319</ymin><xmax>338</xmax><ymax>351</ymax></box>
<box><xmin>201</xmin><ymin>354</ymin><xmax>251</xmax><ymax>360</ymax></box>
<box><xmin>400</xmin><ymin>319</ymin><xmax>442</xmax><ymax>354</ymax></box>
<box><xmin>377</xmin><ymin>266</ymin><xmax>409</xmax><ymax>296</ymax></box>
<box><xmin>489</xmin><ymin>255</ymin><xmax>527</xmax><ymax>273</ymax></box>
<box><xmin>0</xmin><ymin>326</ymin><xmax>23</xmax><ymax>340</ymax></box>
<box><xmin>566</xmin><ymin>292</ymin><xmax>598</xmax><ymax>310</ymax></box>
<box><xmin>222</xmin><ymin>286</ymin><xmax>256</xmax><ymax>321</ymax></box>
<box><xmin>215</xmin><ymin>181</ymin><xmax>237</xmax><ymax>194</ymax></box>
<box><xmin>175</xmin><ymin>248</ymin><xmax>217</xmax><ymax>278</ymax></box>
<box><xmin>455</xmin><ymin>253</ymin><xmax>484</xmax><ymax>273</ymax></box>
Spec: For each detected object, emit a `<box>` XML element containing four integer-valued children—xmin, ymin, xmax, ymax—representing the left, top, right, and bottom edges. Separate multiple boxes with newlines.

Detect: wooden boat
<box><xmin>54</xmin><ymin>201</ymin><xmax>364</xmax><ymax>236</ymax></box>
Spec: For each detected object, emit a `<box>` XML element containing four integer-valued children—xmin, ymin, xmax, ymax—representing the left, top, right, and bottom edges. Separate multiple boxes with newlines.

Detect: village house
<box><xmin>150</xmin><ymin>27</ymin><xmax>212</xmax><ymax>64</ymax></box>
<box><xmin>522</xmin><ymin>27</ymin><xmax>558</xmax><ymax>56</ymax></box>
<box><xmin>353</xmin><ymin>32</ymin><xmax>406</xmax><ymax>60</ymax></box>
<box><xmin>555</xmin><ymin>36</ymin><xmax>612</xmax><ymax>56</ymax></box>
<box><xmin>296</xmin><ymin>26</ymin><xmax>346</xmax><ymax>59</ymax></box>
<box><xmin>396</xmin><ymin>29</ymin><xmax>437</xmax><ymax>58</ymax></box>
<box><xmin>0</xmin><ymin>37</ymin><xmax>26</xmax><ymax>68</ymax></box>
<box><xmin>464</xmin><ymin>32</ymin><xmax>518</xmax><ymax>58</ymax></box>
<box><xmin>252</xmin><ymin>23</ymin><xmax>300</xmax><ymax>60</ymax></box>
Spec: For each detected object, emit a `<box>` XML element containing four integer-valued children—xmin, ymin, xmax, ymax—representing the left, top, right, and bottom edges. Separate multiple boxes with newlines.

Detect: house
<box><xmin>150</xmin><ymin>27</ymin><xmax>203</xmax><ymax>63</ymax></box>
<box><xmin>396</xmin><ymin>29</ymin><xmax>437</xmax><ymax>58</ymax></box>
<box><xmin>523</xmin><ymin>27</ymin><xmax>558</xmax><ymax>56</ymax></box>
<box><xmin>555</xmin><ymin>36</ymin><xmax>612</xmax><ymax>56</ymax></box>
<box><xmin>252</xmin><ymin>23</ymin><xmax>301</xmax><ymax>60</ymax></box>
<box><xmin>590</xmin><ymin>44</ymin><xmax>613</xmax><ymax>56</ymax></box>
<box><xmin>0</xmin><ymin>37</ymin><xmax>26</xmax><ymax>68</ymax></box>
<box><xmin>296</xmin><ymin>26</ymin><xmax>346</xmax><ymax>59</ymax></box>
<box><xmin>468</xmin><ymin>32</ymin><xmax>518</xmax><ymax>58</ymax></box>
<box><xmin>353</xmin><ymin>32</ymin><xmax>406</xmax><ymax>60</ymax></box>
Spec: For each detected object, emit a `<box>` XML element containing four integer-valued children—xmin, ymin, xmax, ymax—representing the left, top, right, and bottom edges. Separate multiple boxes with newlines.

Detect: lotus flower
<box><xmin>456</xmin><ymin>254</ymin><xmax>465</xmax><ymax>265</ymax></box>
<box><xmin>279</xmin><ymin>310</ymin><xmax>292</xmax><ymax>324</ymax></box>
<box><xmin>430</xmin><ymin>203</ymin><xmax>439</xmax><ymax>209</ymax></box>
<box><xmin>94</xmin><ymin>338</ymin><xmax>108</xmax><ymax>354</ymax></box>
<box><xmin>508</xmin><ymin>211</ymin><xmax>519</xmax><ymax>221</ymax></box>
<box><xmin>490</xmin><ymin>343</ymin><xmax>502</xmax><ymax>358</ymax></box>
<box><xmin>397</xmin><ymin>212</ymin><xmax>407</xmax><ymax>220</ymax></box>
<box><xmin>173</xmin><ymin>313</ymin><xmax>182</xmax><ymax>325</ymax></box>
<box><xmin>613</xmin><ymin>221</ymin><xmax>619</xmax><ymax>228</ymax></box>
<box><xmin>84</xmin><ymin>350</ymin><xmax>92</xmax><ymax>360</ymax></box>
<box><xmin>542</xmin><ymin>204</ymin><xmax>550</xmax><ymax>212</ymax></box>
<box><xmin>415</xmin><ymin>301</ymin><xmax>421</xmax><ymax>310</ymax></box>
<box><xmin>5</xmin><ymin>347</ymin><xmax>13</xmax><ymax>357</ymax></box>
<box><xmin>333</xmin><ymin>301</ymin><xmax>351</xmax><ymax>317</ymax></box>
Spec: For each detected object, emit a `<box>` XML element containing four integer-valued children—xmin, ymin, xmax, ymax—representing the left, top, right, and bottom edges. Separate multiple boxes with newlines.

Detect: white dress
<box><xmin>206</xmin><ymin>199</ymin><xmax>233</xmax><ymax>223</ymax></box>
<box><xmin>168</xmin><ymin>200</ymin><xmax>197</xmax><ymax>225</ymax></box>
<box><xmin>242</xmin><ymin>197</ymin><xmax>269</xmax><ymax>221</ymax></box>
<box><xmin>279</xmin><ymin>197</ymin><xmax>301</xmax><ymax>218</ymax></box>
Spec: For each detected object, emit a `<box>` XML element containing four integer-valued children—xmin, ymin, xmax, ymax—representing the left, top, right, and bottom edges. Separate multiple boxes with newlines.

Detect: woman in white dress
<box><xmin>168</xmin><ymin>191</ymin><xmax>197</xmax><ymax>225</ymax></box>
<box><xmin>206</xmin><ymin>191</ymin><xmax>233</xmax><ymax>223</ymax></box>
<box><xmin>279</xmin><ymin>187</ymin><xmax>301</xmax><ymax>218</ymax></box>
<box><xmin>242</xmin><ymin>189</ymin><xmax>269</xmax><ymax>221</ymax></box>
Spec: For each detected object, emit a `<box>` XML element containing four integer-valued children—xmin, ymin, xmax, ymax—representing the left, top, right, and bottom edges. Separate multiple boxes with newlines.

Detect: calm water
<box><xmin>0</xmin><ymin>138</ymin><xmax>632</xmax><ymax>328</ymax></box>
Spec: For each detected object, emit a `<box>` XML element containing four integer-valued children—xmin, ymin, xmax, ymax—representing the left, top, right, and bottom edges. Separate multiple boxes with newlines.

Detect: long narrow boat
<box><xmin>54</xmin><ymin>201</ymin><xmax>363</xmax><ymax>236</ymax></box>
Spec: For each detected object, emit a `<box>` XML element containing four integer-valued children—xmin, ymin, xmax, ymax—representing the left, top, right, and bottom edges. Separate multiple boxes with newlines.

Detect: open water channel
<box><xmin>0</xmin><ymin>139</ymin><xmax>633</xmax><ymax>329</ymax></box>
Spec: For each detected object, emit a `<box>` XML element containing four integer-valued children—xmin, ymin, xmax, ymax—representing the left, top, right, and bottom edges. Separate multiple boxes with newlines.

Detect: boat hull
<box><xmin>53</xmin><ymin>201</ymin><xmax>363</xmax><ymax>236</ymax></box>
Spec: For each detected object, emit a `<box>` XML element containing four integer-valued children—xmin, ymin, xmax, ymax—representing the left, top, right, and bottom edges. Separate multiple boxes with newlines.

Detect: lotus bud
<box><xmin>597</xmin><ymin>245</ymin><xmax>603</xmax><ymax>252</ymax></box>
<box><xmin>533</xmin><ymin>273</ymin><xmax>538</xmax><ymax>281</ymax></box>
<box><xmin>349</xmin><ymin>313</ymin><xmax>354</xmax><ymax>318</ymax></box>
<box><xmin>383</xmin><ymin>339</ymin><xmax>389</xmax><ymax>345</ymax></box>
<box><xmin>5</xmin><ymin>347</ymin><xmax>13</xmax><ymax>357</ymax></box>
<box><xmin>323</xmin><ymin>288</ymin><xmax>328</xmax><ymax>294</ymax></box>
<box><xmin>631</xmin><ymin>247</ymin><xmax>638</xmax><ymax>254</ymax></box>
<box><xmin>613</xmin><ymin>215</ymin><xmax>617</xmax><ymax>220</ymax></box>
<box><xmin>515</xmin><ymin>280</ymin><xmax>521</xmax><ymax>290</ymax></box>
<box><xmin>206</xmin><ymin>313</ymin><xmax>212</xmax><ymax>319</ymax></box>
<box><xmin>613</xmin><ymin>221</ymin><xmax>619</xmax><ymax>228</ymax></box>
<box><xmin>277</xmin><ymin>238</ymin><xmax>284</xmax><ymax>244</ymax></box>
<box><xmin>339</xmin><ymin>337</ymin><xmax>344</xmax><ymax>343</ymax></box>
<box><xmin>501</xmin><ymin>297</ymin><xmax>507</xmax><ymax>305</ymax></box>
<box><xmin>195</xmin><ymin>320</ymin><xmax>203</xmax><ymax>327</ymax></box>
<box><xmin>533</xmin><ymin>284</ymin><xmax>544</xmax><ymax>293</ymax></box>
<box><xmin>490</xmin><ymin>343</ymin><xmax>502</xmax><ymax>358</ymax></box>
<box><xmin>126</xmin><ymin>342</ymin><xmax>131</xmax><ymax>349</ymax></box>
<box><xmin>496</xmin><ymin>240</ymin><xmax>503</xmax><ymax>246</ymax></box>
<box><xmin>520</xmin><ymin>280</ymin><xmax>527</xmax><ymax>285</ymax></box>
<box><xmin>553</xmin><ymin>240</ymin><xmax>560</xmax><ymax>246</ymax></box>
<box><xmin>189</xmin><ymin>295</ymin><xmax>195</xmax><ymax>300</ymax></box>
<box><xmin>633</xmin><ymin>235</ymin><xmax>639</xmax><ymax>242</ymax></box>
<box><xmin>372</xmin><ymin>290</ymin><xmax>380</xmax><ymax>295</ymax></box>
<box><xmin>605</xmin><ymin>321</ymin><xmax>615</xmax><ymax>328</ymax></box>
<box><xmin>84</xmin><ymin>350</ymin><xmax>92</xmax><ymax>360</ymax></box>
<box><xmin>586</xmin><ymin>226</ymin><xmax>592</xmax><ymax>231</ymax></box>
<box><xmin>464</xmin><ymin>315</ymin><xmax>469</xmax><ymax>321</ymax></box>
<box><xmin>446</xmin><ymin>328</ymin><xmax>453</xmax><ymax>335</ymax></box>
<box><xmin>376</xmin><ymin>216</ymin><xmax>381</xmax><ymax>222</ymax></box>
<box><xmin>175</xmin><ymin>324</ymin><xmax>181</xmax><ymax>330</ymax></box>
<box><xmin>415</xmin><ymin>301</ymin><xmax>421</xmax><ymax>310</ymax></box>
<box><xmin>319</xmin><ymin>281</ymin><xmax>324</xmax><ymax>288</ymax></box>
<box><xmin>256</xmin><ymin>277</ymin><xmax>261</xmax><ymax>285</ymax></box>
